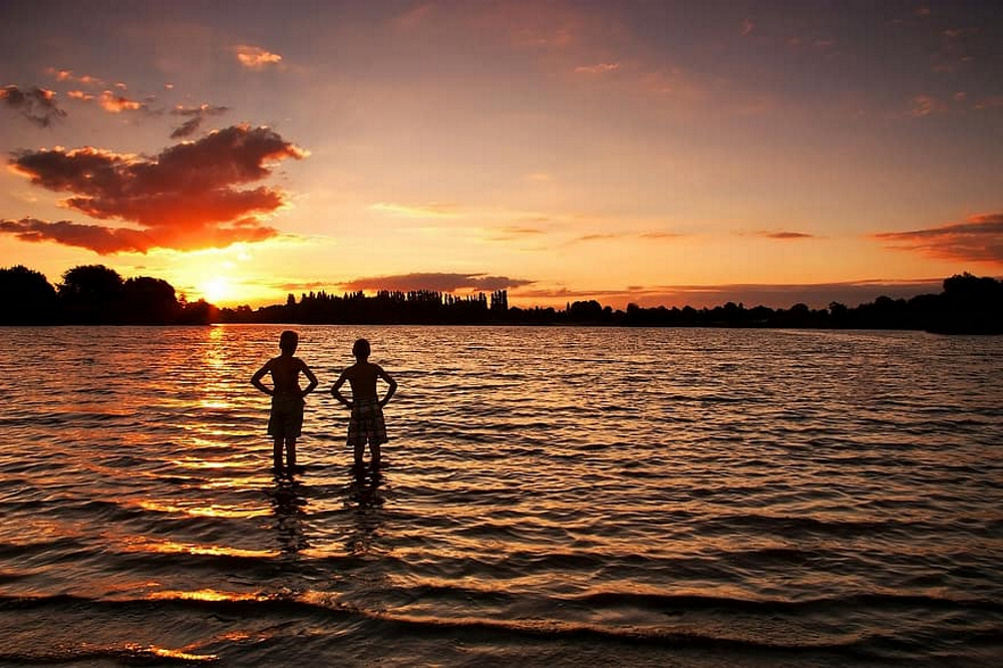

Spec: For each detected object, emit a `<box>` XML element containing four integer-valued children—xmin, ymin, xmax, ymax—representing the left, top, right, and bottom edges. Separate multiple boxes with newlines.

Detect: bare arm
<box><xmin>299</xmin><ymin>360</ymin><xmax>319</xmax><ymax>397</ymax></box>
<box><xmin>330</xmin><ymin>370</ymin><xmax>352</xmax><ymax>409</ymax></box>
<box><xmin>377</xmin><ymin>366</ymin><xmax>397</xmax><ymax>407</ymax></box>
<box><xmin>250</xmin><ymin>360</ymin><xmax>274</xmax><ymax>396</ymax></box>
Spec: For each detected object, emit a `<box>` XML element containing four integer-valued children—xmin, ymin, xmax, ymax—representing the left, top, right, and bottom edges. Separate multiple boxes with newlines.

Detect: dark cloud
<box><xmin>757</xmin><ymin>231</ymin><xmax>814</xmax><ymax>240</ymax></box>
<box><xmin>0</xmin><ymin>85</ymin><xmax>67</xmax><ymax>127</ymax></box>
<box><xmin>341</xmin><ymin>272</ymin><xmax>535</xmax><ymax>293</ymax></box>
<box><xmin>170</xmin><ymin>104</ymin><xmax>231</xmax><ymax>139</ymax></box>
<box><xmin>0</xmin><ymin>217</ymin><xmax>152</xmax><ymax>254</ymax></box>
<box><xmin>873</xmin><ymin>213</ymin><xmax>1003</xmax><ymax>264</ymax></box>
<box><xmin>170</xmin><ymin>117</ymin><xmax>203</xmax><ymax>139</ymax></box>
<box><xmin>4</xmin><ymin>124</ymin><xmax>304</xmax><ymax>253</ymax></box>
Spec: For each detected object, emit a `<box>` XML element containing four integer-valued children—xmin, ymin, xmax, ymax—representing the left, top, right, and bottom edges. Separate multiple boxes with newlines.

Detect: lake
<box><xmin>1</xmin><ymin>325</ymin><xmax>1000</xmax><ymax>666</ymax></box>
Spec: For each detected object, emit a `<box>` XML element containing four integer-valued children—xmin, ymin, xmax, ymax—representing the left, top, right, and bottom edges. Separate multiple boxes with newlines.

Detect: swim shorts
<box><xmin>348</xmin><ymin>398</ymin><xmax>387</xmax><ymax>446</ymax></box>
<box><xmin>268</xmin><ymin>393</ymin><xmax>305</xmax><ymax>439</ymax></box>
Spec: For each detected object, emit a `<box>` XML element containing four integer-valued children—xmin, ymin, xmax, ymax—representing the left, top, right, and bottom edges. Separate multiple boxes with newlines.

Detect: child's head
<box><xmin>352</xmin><ymin>338</ymin><xmax>371</xmax><ymax>360</ymax></box>
<box><xmin>279</xmin><ymin>330</ymin><xmax>299</xmax><ymax>355</ymax></box>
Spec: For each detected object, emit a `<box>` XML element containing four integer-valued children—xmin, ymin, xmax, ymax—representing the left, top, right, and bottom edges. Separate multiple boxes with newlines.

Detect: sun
<box><xmin>200</xmin><ymin>277</ymin><xmax>231</xmax><ymax>304</ymax></box>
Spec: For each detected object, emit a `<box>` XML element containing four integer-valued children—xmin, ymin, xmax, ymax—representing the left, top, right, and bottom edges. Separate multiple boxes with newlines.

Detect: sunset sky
<box><xmin>2</xmin><ymin>0</ymin><xmax>1001</xmax><ymax>309</ymax></box>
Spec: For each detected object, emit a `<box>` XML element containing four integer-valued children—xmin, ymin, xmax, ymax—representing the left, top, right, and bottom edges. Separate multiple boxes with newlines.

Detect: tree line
<box><xmin>0</xmin><ymin>264</ymin><xmax>216</xmax><ymax>325</ymax></box>
<box><xmin>2</xmin><ymin>264</ymin><xmax>1000</xmax><ymax>333</ymax></box>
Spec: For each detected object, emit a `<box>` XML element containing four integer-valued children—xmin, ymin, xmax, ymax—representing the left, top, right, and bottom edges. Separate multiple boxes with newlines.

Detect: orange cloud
<box><xmin>45</xmin><ymin>67</ymin><xmax>104</xmax><ymax>86</ymax></box>
<box><xmin>236</xmin><ymin>45</ymin><xmax>283</xmax><ymax>69</ymax></box>
<box><xmin>873</xmin><ymin>213</ymin><xmax>1003</xmax><ymax>265</ymax></box>
<box><xmin>66</xmin><ymin>88</ymin><xmax>150</xmax><ymax>113</ymax></box>
<box><xmin>98</xmin><ymin>90</ymin><xmax>148</xmax><ymax>113</ymax></box>
<box><xmin>0</xmin><ymin>85</ymin><xmax>67</xmax><ymax>127</ymax></box>
<box><xmin>4</xmin><ymin>125</ymin><xmax>305</xmax><ymax>254</ymax></box>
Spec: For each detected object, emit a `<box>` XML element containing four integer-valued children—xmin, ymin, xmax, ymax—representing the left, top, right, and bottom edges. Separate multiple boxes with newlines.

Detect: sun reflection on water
<box><xmin>135</xmin><ymin>499</ymin><xmax>271</xmax><ymax>519</ymax></box>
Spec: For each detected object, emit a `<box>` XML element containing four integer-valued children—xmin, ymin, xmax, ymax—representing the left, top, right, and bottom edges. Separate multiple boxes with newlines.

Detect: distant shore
<box><xmin>2</xmin><ymin>265</ymin><xmax>1001</xmax><ymax>334</ymax></box>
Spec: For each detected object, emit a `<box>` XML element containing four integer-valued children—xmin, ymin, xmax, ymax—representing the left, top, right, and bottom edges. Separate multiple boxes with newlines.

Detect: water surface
<box><xmin>1</xmin><ymin>325</ymin><xmax>1000</xmax><ymax>666</ymax></box>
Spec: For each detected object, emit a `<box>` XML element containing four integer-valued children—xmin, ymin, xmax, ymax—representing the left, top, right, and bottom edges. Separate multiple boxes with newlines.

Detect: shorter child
<box><xmin>251</xmin><ymin>330</ymin><xmax>319</xmax><ymax>476</ymax></box>
<box><xmin>331</xmin><ymin>338</ymin><xmax>397</xmax><ymax>472</ymax></box>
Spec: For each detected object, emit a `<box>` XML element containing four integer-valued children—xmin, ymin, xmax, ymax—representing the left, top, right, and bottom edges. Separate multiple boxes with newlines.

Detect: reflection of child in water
<box><xmin>252</xmin><ymin>330</ymin><xmax>318</xmax><ymax>476</ymax></box>
<box><xmin>331</xmin><ymin>338</ymin><xmax>397</xmax><ymax>472</ymax></box>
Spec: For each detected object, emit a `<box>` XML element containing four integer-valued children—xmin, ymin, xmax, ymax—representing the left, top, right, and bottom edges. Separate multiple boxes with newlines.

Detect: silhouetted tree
<box><xmin>0</xmin><ymin>265</ymin><xmax>58</xmax><ymax>324</ymax></box>
<box><xmin>931</xmin><ymin>272</ymin><xmax>1003</xmax><ymax>333</ymax></box>
<box><xmin>59</xmin><ymin>265</ymin><xmax>125</xmax><ymax>324</ymax></box>
<box><xmin>122</xmin><ymin>276</ymin><xmax>181</xmax><ymax>324</ymax></box>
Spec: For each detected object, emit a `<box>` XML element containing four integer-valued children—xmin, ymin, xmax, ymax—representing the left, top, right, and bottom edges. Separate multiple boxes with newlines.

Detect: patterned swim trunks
<box><xmin>348</xmin><ymin>398</ymin><xmax>387</xmax><ymax>446</ymax></box>
<box><xmin>268</xmin><ymin>393</ymin><xmax>305</xmax><ymax>439</ymax></box>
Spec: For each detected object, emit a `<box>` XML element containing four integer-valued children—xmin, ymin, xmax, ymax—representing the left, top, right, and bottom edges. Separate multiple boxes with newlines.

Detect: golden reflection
<box><xmin>220</xmin><ymin>630</ymin><xmax>252</xmax><ymax>642</ymax></box>
<box><xmin>172</xmin><ymin>457</ymin><xmax>244</xmax><ymax>469</ymax></box>
<box><xmin>123</xmin><ymin>643</ymin><xmax>218</xmax><ymax>663</ymax></box>
<box><xmin>146</xmin><ymin>589</ymin><xmax>271</xmax><ymax>603</ymax></box>
<box><xmin>270</xmin><ymin>479</ymin><xmax>309</xmax><ymax>555</ymax></box>
<box><xmin>344</xmin><ymin>472</ymin><xmax>386</xmax><ymax>556</ymax></box>
<box><xmin>119</xmin><ymin>535</ymin><xmax>278</xmax><ymax>559</ymax></box>
<box><xmin>197</xmin><ymin>325</ymin><xmax>235</xmax><ymax>411</ymax></box>
<box><xmin>135</xmin><ymin>499</ymin><xmax>271</xmax><ymax>519</ymax></box>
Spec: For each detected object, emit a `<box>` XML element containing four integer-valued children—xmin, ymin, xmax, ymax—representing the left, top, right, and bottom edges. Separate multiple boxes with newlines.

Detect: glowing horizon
<box><xmin>1</xmin><ymin>1</ymin><xmax>1001</xmax><ymax>310</ymax></box>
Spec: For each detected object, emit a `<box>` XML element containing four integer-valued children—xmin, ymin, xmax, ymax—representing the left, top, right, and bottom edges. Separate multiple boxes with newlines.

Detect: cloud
<box><xmin>574</xmin><ymin>62</ymin><xmax>620</xmax><ymax>75</ymax></box>
<box><xmin>578</xmin><ymin>233</ymin><xmax>621</xmax><ymax>242</ymax></box>
<box><xmin>740</xmin><ymin>18</ymin><xmax>756</xmax><ymax>36</ymax></box>
<box><xmin>501</xmin><ymin>225</ymin><xmax>545</xmax><ymax>236</ymax></box>
<box><xmin>44</xmin><ymin>67</ymin><xmax>104</xmax><ymax>87</ymax></box>
<box><xmin>170</xmin><ymin>103</ymin><xmax>231</xmax><ymax>139</ymax></box>
<box><xmin>1</xmin><ymin>217</ymin><xmax>153</xmax><ymax>254</ymax></box>
<box><xmin>0</xmin><ymin>85</ymin><xmax>67</xmax><ymax>127</ymax></box>
<box><xmin>370</xmin><ymin>202</ymin><xmax>460</xmax><ymax>218</ymax></box>
<box><xmin>340</xmin><ymin>272</ymin><xmax>535</xmax><ymax>293</ymax></box>
<box><xmin>873</xmin><ymin>213</ymin><xmax>1003</xmax><ymax>265</ymax></box>
<box><xmin>756</xmin><ymin>231</ymin><xmax>815</xmax><ymax>240</ymax></box>
<box><xmin>908</xmin><ymin>94</ymin><xmax>948</xmax><ymax>117</ymax></box>
<box><xmin>4</xmin><ymin>124</ymin><xmax>305</xmax><ymax>254</ymax></box>
<box><xmin>975</xmin><ymin>96</ymin><xmax>1003</xmax><ymax>111</ymax></box>
<box><xmin>98</xmin><ymin>90</ymin><xmax>149</xmax><ymax>113</ymax></box>
<box><xmin>489</xmin><ymin>225</ymin><xmax>547</xmax><ymax>242</ymax></box>
<box><xmin>235</xmin><ymin>45</ymin><xmax>283</xmax><ymax>70</ymax></box>
<box><xmin>66</xmin><ymin>88</ymin><xmax>152</xmax><ymax>113</ymax></box>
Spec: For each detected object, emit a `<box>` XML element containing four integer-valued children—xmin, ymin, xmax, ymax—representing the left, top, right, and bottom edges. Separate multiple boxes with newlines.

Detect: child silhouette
<box><xmin>331</xmin><ymin>338</ymin><xmax>397</xmax><ymax>473</ymax></box>
<box><xmin>251</xmin><ymin>330</ymin><xmax>318</xmax><ymax>476</ymax></box>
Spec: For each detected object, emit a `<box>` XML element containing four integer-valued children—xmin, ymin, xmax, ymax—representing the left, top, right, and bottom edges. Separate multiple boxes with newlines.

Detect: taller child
<box><xmin>331</xmin><ymin>338</ymin><xmax>397</xmax><ymax>472</ymax></box>
<box><xmin>251</xmin><ymin>330</ymin><xmax>319</xmax><ymax>476</ymax></box>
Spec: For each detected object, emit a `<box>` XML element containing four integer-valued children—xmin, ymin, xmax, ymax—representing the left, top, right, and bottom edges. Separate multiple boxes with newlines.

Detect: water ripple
<box><xmin>0</xmin><ymin>325</ymin><xmax>1001</xmax><ymax>666</ymax></box>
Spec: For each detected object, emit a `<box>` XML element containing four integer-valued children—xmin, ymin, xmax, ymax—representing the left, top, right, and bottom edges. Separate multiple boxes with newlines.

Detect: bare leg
<box><xmin>353</xmin><ymin>441</ymin><xmax>365</xmax><ymax>469</ymax></box>
<box><xmin>371</xmin><ymin>442</ymin><xmax>382</xmax><ymax>472</ymax></box>
<box><xmin>286</xmin><ymin>437</ymin><xmax>297</xmax><ymax>471</ymax></box>
<box><xmin>272</xmin><ymin>438</ymin><xmax>285</xmax><ymax>474</ymax></box>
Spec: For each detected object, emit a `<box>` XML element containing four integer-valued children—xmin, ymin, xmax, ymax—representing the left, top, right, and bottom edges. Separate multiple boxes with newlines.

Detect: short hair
<box><xmin>279</xmin><ymin>330</ymin><xmax>298</xmax><ymax>353</ymax></box>
<box><xmin>352</xmin><ymin>338</ymin><xmax>371</xmax><ymax>359</ymax></box>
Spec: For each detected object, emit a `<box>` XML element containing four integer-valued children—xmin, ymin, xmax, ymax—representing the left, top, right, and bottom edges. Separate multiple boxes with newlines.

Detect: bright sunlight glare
<box><xmin>200</xmin><ymin>277</ymin><xmax>231</xmax><ymax>304</ymax></box>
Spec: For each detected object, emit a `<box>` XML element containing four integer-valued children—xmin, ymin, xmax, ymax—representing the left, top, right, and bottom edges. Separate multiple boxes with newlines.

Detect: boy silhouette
<box><xmin>251</xmin><ymin>330</ymin><xmax>319</xmax><ymax>476</ymax></box>
<box><xmin>331</xmin><ymin>338</ymin><xmax>397</xmax><ymax>472</ymax></box>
